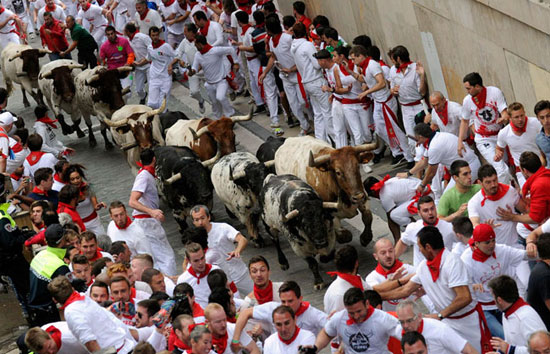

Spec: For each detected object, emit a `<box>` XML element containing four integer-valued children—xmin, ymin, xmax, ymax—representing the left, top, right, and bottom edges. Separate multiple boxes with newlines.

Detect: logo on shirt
<box><xmin>348</xmin><ymin>332</ymin><xmax>370</xmax><ymax>352</ymax></box>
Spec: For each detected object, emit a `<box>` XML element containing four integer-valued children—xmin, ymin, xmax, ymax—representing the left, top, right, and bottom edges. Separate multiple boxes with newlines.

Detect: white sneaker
<box><xmin>362</xmin><ymin>164</ymin><xmax>373</xmax><ymax>174</ymax></box>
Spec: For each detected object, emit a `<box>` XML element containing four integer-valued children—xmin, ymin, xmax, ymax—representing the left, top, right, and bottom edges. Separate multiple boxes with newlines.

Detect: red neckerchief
<box><xmin>53</xmin><ymin>173</ymin><xmax>65</xmax><ymax>183</ymax></box>
<box><xmin>199</xmin><ymin>20</ymin><xmax>210</xmax><ymax>36</ymax></box>
<box><xmin>81</xmin><ymin>2</ymin><xmax>90</xmax><ymax>11</ymax></box>
<box><xmin>480</xmin><ymin>183</ymin><xmax>510</xmax><ymax>206</ymax></box>
<box><xmin>472</xmin><ymin>86</ymin><xmax>487</xmax><ymax>110</ymax></box>
<box><xmin>407</xmin><ymin>185</ymin><xmax>433</xmax><ymax>214</ymax></box>
<box><xmin>115</xmin><ymin>216</ymin><xmax>132</xmax><ymax>230</ymax></box>
<box><xmin>423</xmin><ymin>218</ymin><xmax>439</xmax><ymax>227</ymax></box>
<box><xmin>0</xmin><ymin>7</ymin><xmax>4</xmax><ymax>15</ymax></box>
<box><xmin>163</xmin><ymin>0</ymin><xmax>175</xmax><ymax>6</ymax></box>
<box><xmin>326</xmin><ymin>272</ymin><xmax>364</xmax><ymax>290</ymax></box>
<box><xmin>253</xmin><ymin>281</ymin><xmax>273</xmax><ymax>304</ymax></box>
<box><xmin>426</xmin><ymin>249</ymin><xmax>444</xmax><ymax>282</ymax></box>
<box><xmin>57</xmin><ymin>201</ymin><xmax>75</xmax><ymax>211</ymax></box>
<box><xmin>46</xmin><ymin>4</ymin><xmax>56</xmax><ymax>11</ymax></box>
<box><xmin>139</xmin><ymin>8</ymin><xmax>149</xmax><ymax>21</ymax></box>
<box><xmin>10</xmin><ymin>173</ymin><xmax>21</xmax><ymax>181</ymax></box>
<box><xmin>45</xmin><ymin>325</ymin><xmax>63</xmax><ymax>350</ymax></box>
<box><xmin>401</xmin><ymin>319</ymin><xmax>424</xmax><ymax>336</ymax></box>
<box><xmin>199</xmin><ymin>43</ymin><xmax>213</xmax><ymax>54</ymax></box>
<box><xmin>279</xmin><ymin>326</ymin><xmax>300</xmax><ymax>345</ymax></box>
<box><xmin>271</xmin><ymin>33</ymin><xmax>282</xmax><ymax>47</ymax></box>
<box><xmin>128</xmin><ymin>31</ymin><xmax>136</xmax><ymax>41</ymax></box>
<box><xmin>188</xmin><ymin>263</ymin><xmax>212</xmax><ymax>284</ymax></box>
<box><xmin>294</xmin><ymin>301</ymin><xmax>310</xmax><ymax>317</ymax></box>
<box><xmin>436</xmin><ymin>100</ymin><xmax>449</xmax><ymax>126</ymax></box>
<box><xmin>130</xmin><ymin>287</ymin><xmax>136</xmax><ymax>300</ymax></box>
<box><xmin>375</xmin><ymin>260</ymin><xmax>404</xmax><ymax>278</ymax></box>
<box><xmin>339</xmin><ymin>63</ymin><xmax>351</xmax><ymax>76</ymax></box>
<box><xmin>238</xmin><ymin>5</ymin><xmax>252</xmax><ymax>14</ymax></box>
<box><xmin>38</xmin><ymin>115</ymin><xmax>59</xmax><ymax>129</ymax></box>
<box><xmin>137</xmin><ymin>162</ymin><xmax>156</xmax><ymax>177</ymax></box>
<box><xmin>396</xmin><ymin>61</ymin><xmax>412</xmax><ymax>73</ymax></box>
<box><xmin>522</xmin><ymin>167</ymin><xmax>550</xmax><ymax>199</ymax></box>
<box><xmin>510</xmin><ymin>117</ymin><xmax>527</xmax><ymax>134</ymax></box>
<box><xmin>169</xmin><ymin>328</ymin><xmax>191</xmax><ymax>351</ymax></box>
<box><xmin>152</xmin><ymin>40</ymin><xmax>165</xmax><ymax>49</ymax></box>
<box><xmin>211</xmin><ymin>331</ymin><xmax>228</xmax><ymax>354</ymax></box>
<box><xmin>227</xmin><ymin>315</ymin><xmax>236</xmax><ymax>323</ymax></box>
<box><xmin>359</xmin><ymin>57</ymin><xmax>371</xmax><ymax>75</ymax></box>
<box><xmin>379</xmin><ymin>59</ymin><xmax>388</xmax><ymax>67</ymax></box>
<box><xmin>371</xmin><ymin>175</ymin><xmax>391</xmax><ymax>192</ymax></box>
<box><xmin>255</xmin><ymin>21</ymin><xmax>264</xmax><ymax>29</ymax></box>
<box><xmin>240</xmin><ymin>23</ymin><xmax>251</xmax><ymax>36</ymax></box>
<box><xmin>32</xmin><ymin>186</ymin><xmax>48</xmax><ymax>197</ymax></box>
<box><xmin>346</xmin><ymin>305</ymin><xmax>374</xmax><ymax>325</ymax></box>
<box><xmin>472</xmin><ymin>247</ymin><xmax>495</xmax><ymax>262</ymax></box>
<box><xmin>26</xmin><ymin>151</ymin><xmax>46</xmax><ymax>166</ymax></box>
<box><xmin>192</xmin><ymin>302</ymin><xmax>204</xmax><ymax>317</ymax></box>
<box><xmin>87</xmin><ymin>249</ymin><xmax>103</xmax><ymax>262</ymax></box>
<box><xmin>60</xmin><ymin>291</ymin><xmax>85</xmax><ymax>309</ymax></box>
<box><xmin>504</xmin><ymin>298</ymin><xmax>529</xmax><ymax>319</ymax></box>
<box><xmin>35</xmin><ymin>222</ymin><xmax>45</xmax><ymax>230</ymax></box>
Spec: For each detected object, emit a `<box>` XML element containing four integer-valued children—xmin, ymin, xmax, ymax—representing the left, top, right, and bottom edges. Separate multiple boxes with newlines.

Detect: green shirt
<box><xmin>437</xmin><ymin>184</ymin><xmax>481</xmax><ymax>217</ymax></box>
<box><xmin>70</xmin><ymin>23</ymin><xmax>97</xmax><ymax>51</ymax></box>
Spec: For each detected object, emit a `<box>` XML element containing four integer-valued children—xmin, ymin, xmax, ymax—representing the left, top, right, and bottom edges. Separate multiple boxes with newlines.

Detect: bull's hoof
<box><xmin>23</xmin><ymin>100</ymin><xmax>30</xmax><ymax>108</ymax></box>
<box><xmin>313</xmin><ymin>282</ymin><xmax>326</xmax><ymax>291</ymax></box>
<box><xmin>360</xmin><ymin>231</ymin><xmax>373</xmax><ymax>247</ymax></box>
<box><xmin>279</xmin><ymin>263</ymin><xmax>289</xmax><ymax>271</ymax></box>
<box><xmin>320</xmin><ymin>250</ymin><xmax>335</xmax><ymax>263</ymax></box>
<box><xmin>89</xmin><ymin>139</ymin><xmax>97</xmax><ymax>148</ymax></box>
<box><xmin>61</xmin><ymin>124</ymin><xmax>74</xmax><ymax>135</ymax></box>
<box><xmin>105</xmin><ymin>142</ymin><xmax>114</xmax><ymax>151</ymax></box>
<box><xmin>251</xmin><ymin>237</ymin><xmax>264</xmax><ymax>248</ymax></box>
<box><xmin>336</xmin><ymin>229</ymin><xmax>353</xmax><ymax>244</ymax></box>
<box><xmin>75</xmin><ymin>129</ymin><xmax>85</xmax><ymax>138</ymax></box>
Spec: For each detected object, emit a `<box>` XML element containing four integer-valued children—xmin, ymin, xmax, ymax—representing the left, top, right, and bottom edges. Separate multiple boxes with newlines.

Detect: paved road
<box><xmin>0</xmin><ymin>34</ymin><xmax>414</xmax><ymax>353</ymax></box>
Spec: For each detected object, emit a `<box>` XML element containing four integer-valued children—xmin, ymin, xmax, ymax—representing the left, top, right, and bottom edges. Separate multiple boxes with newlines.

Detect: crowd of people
<box><xmin>0</xmin><ymin>0</ymin><xmax>550</xmax><ymax>353</ymax></box>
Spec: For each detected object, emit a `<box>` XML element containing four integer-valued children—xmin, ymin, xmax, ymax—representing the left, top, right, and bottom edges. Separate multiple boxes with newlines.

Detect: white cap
<box><xmin>0</xmin><ymin>112</ymin><xmax>17</xmax><ymax>126</ymax></box>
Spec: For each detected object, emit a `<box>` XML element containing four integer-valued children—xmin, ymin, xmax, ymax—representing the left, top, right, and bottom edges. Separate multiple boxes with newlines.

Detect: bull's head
<box><xmin>229</xmin><ymin>159</ymin><xmax>271</xmax><ymax>196</ymax></box>
<box><xmin>11</xmin><ymin>48</ymin><xmax>51</xmax><ymax>81</ymax></box>
<box><xmin>104</xmin><ymin>100</ymin><xmax>166</xmax><ymax>149</ymax></box>
<box><xmin>165</xmin><ymin>146</ymin><xmax>221</xmax><ymax>184</ymax></box>
<box><xmin>40</xmin><ymin>64</ymin><xmax>84</xmax><ymax>103</ymax></box>
<box><xmin>308</xmin><ymin>139</ymin><xmax>379</xmax><ymax>205</ymax></box>
<box><xmin>189</xmin><ymin>105</ymin><xmax>254</xmax><ymax>156</ymax></box>
<box><xmin>86</xmin><ymin>66</ymin><xmax>133</xmax><ymax>111</ymax></box>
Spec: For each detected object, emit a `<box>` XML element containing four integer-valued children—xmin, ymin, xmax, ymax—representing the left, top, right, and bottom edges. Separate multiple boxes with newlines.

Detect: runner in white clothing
<box><xmin>458</xmin><ymin>73</ymin><xmax>511</xmax><ymax>183</ymax></box>
<box><xmin>33</xmin><ymin>106</ymin><xmax>71</xmax><ymax>158</ymax></box>
<box><xmin>129</xmin><ymin>149</ymin><xmax>177</xmax><ymax>275</ymax></box>
<box><xmin>107</xmin><ymin>201</ymin><xmax>154</xmax><ymax>257</ymax></box>
<box><xmin>0</xmin><ymin>5</ymin><xmax>25</xmax><ymax>49</ymax></box>
<box><xmin>428</xmin><ymin>91</ymin><xmax>463</xmax><ymax>136</ymax></box>
<box><xmin>125</xmin><ymin>22</ymin><xmax>151</xmax><ymax>104</ymax></box>
<box><xmin>158</xmin><ymin>0</ymin><xmax>185</xmax><ymax>47</ymax></box>
<box><xmin>76</xmin><ymin>0</ymin><xmax>108</xmax><ymax>46</ymax></box>
<box><xmin>262</xmin><ymin>305</ymin><xmax>316</xmax><ymax>354</ymax></box>
<box><xmin>24</xmin><ymin>321</ymin><xmax>88</xmax><ymax>354</ymax></box>
<box><xmin>146</xmin><ymin>26</ymin><xmax>175</xmax><ymax>109</ymax></box>
<box><xmin>23</xmin><ymin>134</ymin><xmax>58</xmax><ymax>180</ymax></box>
<box><xmin>134</xmin><ymin>0</ymin><xmax>162</xmax><ymax>35</ymax></box>
<box><xmin>36</xmin><ymin>0</ymin><xmax>65</xmax><ymax>28</ymax></box>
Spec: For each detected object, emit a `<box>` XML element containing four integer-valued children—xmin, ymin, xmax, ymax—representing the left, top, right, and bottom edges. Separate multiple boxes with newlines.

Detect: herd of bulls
<box><xmin>2</xmin><ymin>43</ymin><xmax>380</xmax><ymax>289</ymax></box>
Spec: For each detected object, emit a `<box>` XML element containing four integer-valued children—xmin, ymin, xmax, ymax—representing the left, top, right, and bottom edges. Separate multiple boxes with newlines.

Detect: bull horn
<box><xmin>228</xmin><ymin>165</ymin><xmax>246</xmax><ymax>181</ymax></box>
<box><xmin>264</xmin><ymin>160</ymin><xmax>275</xmax><ymax>168</ymax></box>
<box><xmin>86</xmin><ymin>74</ymin><xmax>100</xmax><ymax>84</ymax></box>
<box><xmin>284</xmin><ymin>209</ymin><xmax>299</xmax><ymax>221</ymax></box>
<box><xmin>190</xmin><ymin>125</ymin><xmax>209</xmax><ymax>141</ymax></box>
<box><xmin>67</xmin><ymin>64</ymin><xmax>86</xmax><ymax>70</ymax></box>
<box><xmin>201</xmin><ymin>147</ymin><xmax>221</xmax><ymax>168</ymax></box>
<box><xmin>104</xmin><ymin>117</ymin><xmax>129</xmax><ymax>128</ymax></box>
<box><xmin>117</xmin><ymin>66</ymin><xmax>134</xmax><ymax>73</ymax></box>
<box><xmin>8</xmin><ymin>52</ymin><xmax>22</xmax><ymax>61</ymax></box>
<box><xmin>38</xmin><ymin>48</ymin><xmax>52</xmax><ymax>54</ymax></box>
<box><xmin>353</xmin><ymin>136</ymin><xmax>380</xmax><ymax>153</ymax></box>
<box><xmin>121</xmin><ymin>142</ymin><xmax>138</xmax><ymax>151</ymax></box>
<box><xmin>231</xmin><ymin>105</ymin><xmax>254</xmax><ymax>122</ymax></box>
<box><xmin>40</xmin><ymin>70</ymin><xmax>53</xmax><ymax>79</ymax></box>
<box><xmin>322</xmin><ymin>202</ymin><xmax>339</xmax><ymax>209</ymax></box>
<box><xmin>166</xmin><ymin>172</ymin><xmax>182</xmax><ymax>184</ymax></box>
<box><xmin>121</xmin><ymin>87</ymin><xmax>131</xmax><ymax>96</ymax></box>
<box><xmin>308</xmin><ymin>150</ymin><xmax>330</xmax><ymax>167</ymax></box>
<box><xmin>145</xmin><ymin>99</ymin><xmax>166</xmax><ymax>118</ymax></box>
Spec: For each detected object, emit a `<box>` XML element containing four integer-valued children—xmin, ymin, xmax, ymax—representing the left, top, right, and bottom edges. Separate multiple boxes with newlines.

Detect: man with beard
<box><xmin>244</xmin><ymin>256</ymin><xmax>282</xmax><ymax>305</ymax></box>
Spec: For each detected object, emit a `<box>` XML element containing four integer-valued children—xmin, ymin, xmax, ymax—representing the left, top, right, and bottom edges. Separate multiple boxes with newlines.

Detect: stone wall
<box><xmin>277</xmin><ymin>0</ymin><xmax>550</xmax><ymax>115</ymax></box>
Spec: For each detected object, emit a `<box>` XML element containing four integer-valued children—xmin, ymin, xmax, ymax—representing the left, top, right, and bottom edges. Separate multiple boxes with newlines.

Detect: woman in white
<box><xmin>64</xmin><ymin>164</ymin><xmax>106</xmax><ymax>235</ymax></box>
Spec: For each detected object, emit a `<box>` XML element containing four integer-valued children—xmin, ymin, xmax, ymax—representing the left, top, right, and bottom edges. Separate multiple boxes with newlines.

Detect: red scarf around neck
<box><xmin>279</xmin><ymin>326</ymin><xmax>300</xmax><ymax>345</ymax></box>
<box><xmin>375</xmin><ymin>259</ymin><xmax>404</xmax><ymax>278</ymax></box>
<box><xmin>371</xmin><ymin>175</ymin><xmax>391</xmax><ymax>193</ymax></box>
<box><xmin>253</xmin><ymin>280</ymin><xmax>273</xmax><ymax>304</ymax></box>
<box><xmin>0</xmin><ymin>7</ymin><xmax>4</xmax><ymax>15</ymax></box>
<box><xmin>87</xmin><ymin>248</ymin><xmax>103</xmax><ymax>262</ymax></box>
<box><xmin>45</xmin><ymin>325</ymin><xmax>63</xmax><ymax>350</ymax></box>
<box><xmin>26</xmin><ymin>151</ymin><xmax>46</xmax><ymax>166</ymax></box>
<box><xmin>60</xmin><ymin>291</ymin><xmax>85</xmax><ymax>309</ymax></box>
<box><xmin>379</xmin><ymin>59</ymin><xmax>388</xmax><ymax>67</ymax></box>
<box><xmin>326</xmin><ymin>272</ymin><xmax>364</xmax><ymax>290</ymax></box>
<box><xmin>38</xmin><ymin>116</ymin><xmax>58</xmax><ymax>129</ymax></box>
<box><xmin>199</xmin><ymin>43</ymin><xmax>212</xmax><ymax>54</ymax></box>
<box><xmin>436</xmin><ymin>100</ymin><xmax>449</xmax><ymax>126</ymax></box>
<box><xmin>480</xmin><ymin>183</ymin><xmax>510</xmax><ymax>206</ymax></box>
<box><xmin>32</xmin><ymin>186</ymin><xmax>48</xmax><ymax>197</ymax></box>
<box><xmin>472</xmin><ymin>247</ymin><xmax>495</xmax><ymax>262</ymax></box>
<box><xmin>271</xmin><ymin>33</ymin><xmax>282</xmax><ymax>48</ymax></box>
<box><xmin>426</xmin><ymin>249</ymin><xmax>444</xmax><ymax>282</ymax></box>
<box><xmin>504</xmin><ymin>297</ymin><xmax>529</xmax><ymax>319</ymax></box>
<box><xmin>115</xmin><ymin>216</ymin><xmax>133</xmax><ymax>230</ymax></box>
<box><xmin>137</xmin><ymin>162</ymin><xmax>156</xmax><ymax>177</ymax></box>
<box><xmin>510</xmin><ymin>117</ymin><xmax>527</xmax><ymax>134</ymax></box>
<box><xmin>199</xmin><ymin>20</ymin><xmax>210</xmax><ymax>36</ymax></box>
<box><xmin>188</xmin><ymin>263</ymin><xmax>212</xmax><ymax>284</ymax></box>
<box><xmin>139</xmin><ymin>8</ymin><xmax>149</xmax><ymax>21</ymax></box>
<box><xmin>82</xmin><ymin>2</ymin><xmax>90</xmax><ymax>11</ymax></box>
<box><xmin>192</xmin><ymin>302</ymin><xmax>204</xmax><ymax>317</ymax></box>
<box><xmin>10</xmin><ymin>172</ymin><xmax>21</xmax><ymax>181</ymax></box>
<box><xmin>294</xmin><ymin>301</ymin><xmax>310</xmax><ymax>317</ymax></box>
<box><xmin>211</xmin><ymin>331</ymin><xmax>228</xmax><ymax>354</ymax></box>
<box><xmin>238</xmin><ymin>5</ymin><xmax>252</xmax><ymax>14</ymax></box>
<box><xmin>152</xmin><ymin>40</ymin><xmax>165</xmax><ymax>49</ymax></box>
<box><xmin>407</xmin><ymin>185</ymin><xmax>433</xmax><ymax>214</ymax></box>
<box><xmin>53</xmin><ymin>173</ymin><xmax>65</xmax><ymax>184</ymax></box>
<box><xmin>359</xmin><ymin>57</ymin><xmax>371</xmax><ymax>75</ymax></box>
<box><xmin>46</xmin><ymin>4</ymin><xmax>56</xmax><ymax>11</ymax></box>
<box><xmin>472</xmin><ymin>86</ymin><xmax>487</xmax><ymax>110</ymax></box>
<box><xmin>401</xmin><ymin>319</ymin><xmax>424</xmax><ymax>336</ymax></box>
<box><xmin>346</xmin><ymin>305</ymin><xmax>374</xmax><ymax>325</ymax></box>
<box><xmin>240</xmin><ymin>23</ymin><xmax>251</xmax><ymax>36</ymax></box>
<box><xmin>163</xmin><ymin>0</ymin><xmax>175</xmax><ymax>6</ymax></box>
<box><xmin>396</xmin><ymin>61</ymin><xmax>412</xmax><ymax>73</ymax></box>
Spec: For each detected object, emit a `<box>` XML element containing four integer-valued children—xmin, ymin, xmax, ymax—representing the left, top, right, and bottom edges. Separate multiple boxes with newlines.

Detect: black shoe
<box><xmin>391</xmin><ymin>154</ymin><xmax>405</xmax><ymax>165</ymax></box>
<box><xmin>254</xmin><ymin>104</ymin><xmax>266</xmax><ymax>114</ymax></box>
<box><xmin>243</xmin><ymin>90</ymin><xmax>251</xmax><ymax>97</ymax></box>
<box><xmin>406</xmin><ymin>161</ymin><xmax>415</xmax><ymax>169</ymax></box>
<box><xmin>373</xmin><ymin>152</ymin><xmax>383</xmax><ymax>164</ymax></box>
<box><xmin>287</xmin><ymin>116</ymin><xmax>300</xmax><ymax>128</ymax></box>
<box><xmin>140</xmin><ymin>95</ymin><xmax>147</xmax><ymax>105</ymax></box>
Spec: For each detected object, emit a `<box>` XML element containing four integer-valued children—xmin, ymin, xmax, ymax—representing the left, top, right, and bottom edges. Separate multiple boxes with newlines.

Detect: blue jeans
<box><xmin>484</xmin><ymin>309</ymin><xmax>504</xmax><ymax>339</ymax></box>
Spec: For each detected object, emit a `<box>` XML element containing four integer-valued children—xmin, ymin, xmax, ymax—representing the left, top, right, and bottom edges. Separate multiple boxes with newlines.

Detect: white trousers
<box><xmin>373</xmin><ymin>96</ymin><xmax>413</xmax><ymax>161</ymax></box>
<box><xmin>84</xmin><ymin>216</ymin><xmax>105</xmax><ymax>236</ymax></box>
<box><xmin>303</xmin><ymin>77</ymin><xmax>332</xmax><ymax>142</ymax></box>
<box><xmin>475</xmin><ymin>136</ymin><xmax>511</xmax><ymax>184</ymax></box>
<box><xmin>261</xmin><ymin>68</ymin><xmax>279</xmax><ymax>125</ymax></box>
<box><xmin>389</xmin><ymin>202</ymin><xmax>414</xmax><ymax>226</ymax></box>
<box><xmin>281</xmin><ymin>76</ymin><xmax>309</xmax><ymax>130</ymax></box>
<box><xmin>120</xmin><ymin>76</ymin><xmax>132</xmax><ymax>91</ymax></box>
<box><xmin>342</xmin><ymin>103</ymin><xmax>370</xmax><ymax>146</ymax></box>
<box><xmin>188</xmin><ymin>73</ymin><xmax>205</xmax><ymax>104</ymax></box>
<box><xmin>64</xmin><ymin>3</ymin><xmax>78</xmax><ymax>17</ymax></box>
<box><xmin>134</xmin><ymin>218</ymin><xmax>177</xmax><ymax>276</ymax></box>
<box><xmin>205</xmin><ymin>80</ymin><xmax>235</xmax><ymax>119</ymax></box>
<box><xmin>246</xmin><ymin>58</ymin><xmax>264</xmax><ymax>106</ymax></box>
<box><xmin>443</xmin><ymin>311</ymin><xmax>482</xmax><ymax>353</ymax></box>
<box><xmin>114</xmin><ymin>12</ymin><xmax>129</xmax><ymax>33</ymax></box>
<box><xmin>133</xmin><ymin>68</ymin><xmax>148</xmax><ymax>100</ymax></box>
<box><xmin>0</xmin><ymin>32</ymin><xmax>20</xmax><ymax>50</ymax></box>
<box><xmin>332</xmin><ymin>99</ymin><xmax>347</xmax><ymax>148</ymax></box>
<box><xmin>401</xmin><ymin>103</ymin><xmax>424</xmax><ymax>157</ymax></box>
<box><xmin>147</xmin><ymin>78</ymin><xmax>172</xmax><ymax>110</ymax></box>
<box><xmin>91</xmin><ymin>26</ymin><xmax>106</xmax><ymax>48</ymax></box>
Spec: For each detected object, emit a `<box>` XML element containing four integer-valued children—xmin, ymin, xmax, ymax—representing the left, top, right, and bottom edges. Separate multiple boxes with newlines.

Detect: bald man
<box><xmin>365</xmin><ymin>238</ymin><xmax>416</xmax><ymax>311</ymax></box>
<box><xmin>428</xmin><ymin>91</ymin><xmax>463</xmax><ymax>137</ymax></box>
<box><xmin>528</xmin><ymin>331</ymin><xmax>550</xmax><ymax>354</ymax></box>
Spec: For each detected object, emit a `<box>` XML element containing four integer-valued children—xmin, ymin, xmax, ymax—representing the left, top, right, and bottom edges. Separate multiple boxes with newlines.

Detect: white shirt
<box><xmin>497</xmin><ymin>117</ymin><xmax>542</xmax><ymax>166</ymax></box>
<box><xmin>176</xmin><ymin>264</ymin><xmax>220</xmax><ymax>308</ymax></box>
<box><xmin>218</xmin><ymin>323</ymin><xmax>253</xmax><ymax>354</ymax></box>
<box><xmin>37</xmin><ymin>4</ymin><xmax>65</xmax><ymax>27</ymax></box>
<box><xmin>503</xmin><ymin>304</ymin><xmax>546</xmax><ymax>348</ymax></box>
<box><xmin>400</xmin><ymin>219</ymin><xmax>456</xmax><ymax>266</ymax></box>
<box><xmin>431</xmin><ymin>100</ymin><xmax>463</xmax><ymax>136</ymax></box>
<box><xmin>40</xmin><ymin>321</ymin><xmax>88</xmax><ymax>354</ymax></box>
<box><xmin>33</xmin><ymin>121</ymin><xmax>65</xmax><ymax>156</ymax></box>
<box><xmin>158</xmin><ymin>1</ymin><xmax>185</xmax><ymax>35</ymax></box>
<box><xmin>452</xmin><ymin>241</ymin><xmax>469</xmax><ymax>257</ymax></box>
<box><xmin>77</xmin><ymin>4</ymin><xmax>107</xmax><ymax>31</ymax></box>
<box><xmin>147</xmin><ymin>42</ymin><xmax>175</xmax><ymax>81</ymax></box>
<box><xmin>263</xmin><ymin>327</ymin><xmax>315</xmax><ymax>354</ymax></box>
<box><xmin>424</xmin><ymin>131</ymin><xmax>479</xmax><ymax>169</ymax></box>
<box><xmin>394</xmin><ymin>318</ymin><xmax>468</xmax><ymax>354</ymax></box>
<box><xmin>107</xmin><ymin>220</ymin><xmax>154</xmax><ymax>257</ymax></box>
<box><xmin>468</xmin><ymin>187</ymin><xmax>520</xmax><ymax>246</ymax></box>
<box><xmin>392</xmin><ymin>62</ymin><xmax>422</xmax><ymax>104</ymax></box>
<box><xmin>190</xmin><ymin>2</ymin><xmax>213</xmax><ymax>20</ymax></box>
<box><xmin>128</xmin><ymin>32</ymin><xmax>151</xmax><ymax>70</ymax></box>
<box><xmin>377</xmin><ymin>177</ymin><xmax>422</xmax><ymax>212</ymax></box>
<box><xmin>202</xmin><ymin>20</ymin><xmax>224</xmax><ymax>46</ymax></box>
<box><xmin>362</xmin><ymin>59</ymin><xmax>391</xmax><ymax>103</ymax></box>
<box><xmin>269</xmin><ymin>33</ymin><xmax>298</xmax><ymax>83</ymax></box>
<box><xmin>253</xmin><ymin>301</ymin><xmax>327</xmax><ymax>336</ymax></box>
<box><xmin>192</xmin><ymin>46</ymin><xmax>232</xmax><ymax>83</ymax></box>
<box><xmin>23</xmin><ymin>152</ymin><xmax>58</xmax><ymax>180</ymax></box>
<box><xmin>461</xmin><ymin>244</ymin><xmax>527</xmax><ymax>310</ymax></box>
<box><xmin>323</xmin><ymin>276</ymin><xmax>370</xmax><ymax>315</ymax></box>
<box><xmin>131</xmin><ymin>169</ymin><xmax>159</xmax><ymax>217</ymax></box>
<box><xmin>461</xmin><ymin>86</ymin><xmax>507</xmax><ymax>140</ymax></box>
<box><xmin>325</xmin><ymin>307</ymin><xmax>399</xmax><ymax>354</ymax></box>
<box><xmin>52</xmin><ymin>174</ymin><xmax>66</xmax><ymax>192</ymax></box>
<box><xmin>175</xmin><ymin>37</ymin><xmax>197</xmax><ymax>65</ymax></box>
<box><xmin>6</xmin><ymin>137</ymin><xmax>28</xmax><ymax>174</ymax></box>
<box><xmin>291</xmin><ymin>38</ymin><xmax>323</xmax><ymax>84</ymax></box>
<box><xmin>365</xmin><ymin>263</ymin><xmax>416</xmax><ymax>311</ymax></box>
<box><xmin>411</xmin><ymin>249</ymin><xmax>476</xmax><ymax>316</ymax></box>
<box><xmin>238</xmin><ymin>25</ymin><xmax>256</xmax><ymax>59</ymax></box>
<box><xmin>134</xmin><ymin>9</ymin><xmax>162</xmax><ymax>35</ymax></box>
<box><xmin>207</xmin><ymin>222</ymin><xmax>248</xmax><ymax>283</ymax></box>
